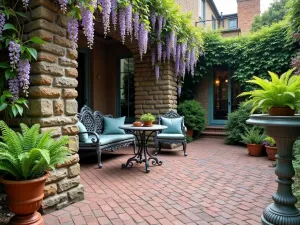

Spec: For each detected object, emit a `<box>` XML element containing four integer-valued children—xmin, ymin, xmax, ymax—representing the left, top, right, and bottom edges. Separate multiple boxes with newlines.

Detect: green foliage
<box><xmin>0</xmin><ymin>121</ymin><xmax>70</xmax><ymax>181</ymax></box>
<box><xmin>241</xmin><ymin>127</ymin><xmax>265</xmax><ymax>145</ymax></box>
<box><xmin>293</xmin><ymin>139</ymin><xmax>300</xmax><ymax>203</ymax></box>
<box><xmin>177</xmin><ymin>100</ymin><xmax>206</xmax><ymax>132</ymax></box>
<box><xmin>140</xmin><ymin>113</ymin><xmax>155</xmax><ymax>122</ymax></box>
<box><xmin>264</xmin><ymin>136</ymin><xmax>276</xmax><ymax>147</ymax></box>
<box><xmin>239</xmin><ymin>68</ymin><xmax>300</xmax><ymax>113</ymax></box>
<box><xmin>287</xmin><ymin>0</ymin><xmax>300</xmax><ymax>34</ymax></box>
<box><xmin>195</xmin><ymin>21</ymin><xmax>297</xmax><ymax>91</ymax></box>
<box><xmin>251</xmin><ymin>0</ymin><xmax>288</xmax><ymax>32</ymax></box>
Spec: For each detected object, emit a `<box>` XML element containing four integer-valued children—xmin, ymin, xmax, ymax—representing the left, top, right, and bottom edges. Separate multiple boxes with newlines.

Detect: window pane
<box><xmin>228</xmin><ymin>19</ymin><xmax>237</xmax><ymax>29</ymax></box>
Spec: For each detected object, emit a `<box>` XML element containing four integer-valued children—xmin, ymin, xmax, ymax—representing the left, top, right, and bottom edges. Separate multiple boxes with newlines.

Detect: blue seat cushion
<box><xmin>78</xmin><ymin>121</ymin><xmax>88</xmax><ymax>142</ymax></box>
<box><xmin>85</xmin><ymin>134</ymin><xmax>134</xmax><ymax>145</ymax></box>
<box><xmin>161</xmin><ymin>117</ymin><xmax>183</xmax><ymax>134</ymax></box>
<box><xmin>103</xmin><ymin>117</ymin><xmax>126</xmax><ymax>135</ymax></box>
<box><xmin>157</xmin><ymin>134</ymin><xmax>185</xmax><ymax>140</ymax></box>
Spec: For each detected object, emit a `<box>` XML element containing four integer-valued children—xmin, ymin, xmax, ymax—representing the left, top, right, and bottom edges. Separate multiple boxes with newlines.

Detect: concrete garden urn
<box><xmin>247</xmin><ymin>114</ymin><xmax>300</xmax><ymax>225</ymax></box>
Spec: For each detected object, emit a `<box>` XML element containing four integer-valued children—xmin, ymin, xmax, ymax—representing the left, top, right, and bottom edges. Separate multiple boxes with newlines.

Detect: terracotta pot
<box><xmin>133</xmin><ymin>121</ymin><xmax>143</xmax><ymax>127</ymax></box>
<box><xmin>143</xmin><ymin>121</ymin><xmax>153</xmax><ymax>127</ymax></box>
<box><xmin>187</xmin><ymin>129</ymin><xmax>194</xmax><ymax>138</ymax></box>
<box><xmin>247</xmin><ymin>144</ymin><xmax>264</xmax><ymax>156</ymax></box>
<box><xmin>268</xmin><ymin>107</ymin><xmax>295</xmax><ymax>116</ymax></box>
<box><xmin>266</xmin><ymin>146</ymin><xmax>277</xmax><ymax>161</ymax></box>
<box><xmin>0</xmin><ymin>173</ymin><xmax>49</xmax><ymax>225</ymax></box>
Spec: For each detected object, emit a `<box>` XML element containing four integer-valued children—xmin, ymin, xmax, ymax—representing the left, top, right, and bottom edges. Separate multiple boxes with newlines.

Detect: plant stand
<box><xmin>247</xmin><ymin>115</ymin><xmax>300</xmax><ymax>225</ymax></box>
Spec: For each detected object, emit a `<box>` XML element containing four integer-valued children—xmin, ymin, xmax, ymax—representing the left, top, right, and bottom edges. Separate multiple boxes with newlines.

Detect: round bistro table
<box><xmin>119</xmin><ymin>124</ymin><xmax>167</xmax><ymax>173</ymax></box>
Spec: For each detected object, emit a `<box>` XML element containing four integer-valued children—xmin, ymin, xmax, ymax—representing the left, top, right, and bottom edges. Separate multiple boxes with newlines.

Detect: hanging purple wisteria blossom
<box><xmin>163</xmin><ymin>49</ymin><xmax>167</xmax><ymax>62</ymax></box>
<box><xmin>181</xmin><ymin>42</ymin><xmax>187</xmax><ymax>58</ymax></box>
<box><xmin>155</xmin><ymin>65</ymin><xmax>160</xmax><ymax>81</ymax></box>
<box><xmin>177</xmin><ymin>85</ymin><xmax>182</xmax><ymax>96</ymax></box>
<box><xmin>119</xmin><ymin>8</ymin><xmax>126</xmax><ymax>44</ymax></box>
<box><xmin>175</xmin><ymin>44</ymin><xmax>181</xmax><ymax>76</ymax></box>
<box><xmin>80</xmin><ymin>2</ymin><xmax>96</xmax><ymax>48</ymax></box>
<box><xmin>186</xmin><ymin>50</ymin><xmax>191</xmax><ymax>73</ymax></box>
<box><xmin>138</xmin><ymin>23</ymin><xmax>148</xmax><ymax>58</ymax></box>
<box><xmin>179</xmin><ymin>60</ymin><xmax>186</xmax><ymax>78</ymax></box>
<box><xmin>99</xmin><ymin>0</ymin><xmax>112</xmax><ymax>36</ymax></box>
<box><xmin>151</xmin><ymin>48</ymin><xmax>156</xmax><ymax>67</ymax></box>
<box><xmin>68</xmin><ymin>19</ymin><xmax>79</xmax><ymax>49</ymax></box>
<box><xmin>22</xmin><ymin>0</ymin><xmax>30</xmax><ymax>8</ymax></box>
<box><xmin>133</xmin><ymin>12</ymin><xmax>139</xmax><ymax>40</ymax></box>
<box><xmin>58</xmin><ymin>0</ymin><xmax>68</xmax><ymax>13</ymax></box>
<box><xmin>17</xmin><ymin>59</ymin><xmax>30</xmax><ymax>96</ymax></box>
<box><xmin>162</xmin><ymin>17</ymin><xmax>166</xmax><ymax>27</ymax></box>
<box><xmin>125</xmin><ymin>5</ymin><xmax>133</xmax><ymax>37</ymax></box>
<box><xmin>111</xmin><ymin>0</ymin><xmax>117</xmax><ymax>30</ymax></box>
<box><xmin>150</xmin><ymin>12</ymin><xmax>156</xmax><ymax>31</ymax></box>
<box><xmin>157</xmin><ymin>16</ymin><xmax>163</xmax><ymax>39</ymax></box>
<box><xmin>8</xmin><ymin>77</ymin><xmax>19</xmax><ymax>101</ymax></box>
<box><xmin>190</xmin><ymin>47</ymin><xmax>196</xmax><ymax>76</ymax></box>
<box><xmin>0</xmin><ymin>13</ymin><xmax>5</xmax><ymax>38</ymax></box>
<box><xmin>166</xmin><ymin>35</ymin><xmax>171</xmax><ymax>61</ymax></box>
<box><xmin>8</xmin><ymin>41</ymin><xmax>20</xmax><ymax>69</ymax></box>
<box><xmin>157</xmin><ymin>42</ymin><xmax>162</xmax><ymax>61</ymax></box>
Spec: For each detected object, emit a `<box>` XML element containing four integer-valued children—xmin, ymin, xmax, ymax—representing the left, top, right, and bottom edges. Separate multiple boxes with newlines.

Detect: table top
<box><xmin>119</xmin><ymin>124</ymin><xmax>168</xmax><ymax>131</ymax></box>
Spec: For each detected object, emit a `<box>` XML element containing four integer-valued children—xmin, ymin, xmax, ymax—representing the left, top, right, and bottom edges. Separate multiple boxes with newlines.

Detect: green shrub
<box><xmin>225</xmin><ymin>103</ymin><xmax>263</xmax><ymax>145</ymax></box>
<box><xmin>177</xmin><ymin>100</ymin><xmax>206</xmax><ymax>132</ymax></box>
<box><xmin>293</xmin><ymin>140</ymin><xmax>300</xmax><ymax>204</ymax></box>
<box><xmin>241</xmin><ymin>127</ymin><xmax>265</xmax><ymax>145</ymax></box>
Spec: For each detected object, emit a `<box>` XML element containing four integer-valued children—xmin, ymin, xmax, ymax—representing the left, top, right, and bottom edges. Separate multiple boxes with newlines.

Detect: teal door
<box><xmin>209</xmin><ymin>68</ymin><xmax>242</xmax><ymax>125</ymax></box>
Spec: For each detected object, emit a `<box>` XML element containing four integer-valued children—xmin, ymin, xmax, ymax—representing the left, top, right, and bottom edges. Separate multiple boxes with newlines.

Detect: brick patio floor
<box><xmin>43</xmin><ymin>138</ymin><xmax>277</xmax><ymax>225</ymax></box>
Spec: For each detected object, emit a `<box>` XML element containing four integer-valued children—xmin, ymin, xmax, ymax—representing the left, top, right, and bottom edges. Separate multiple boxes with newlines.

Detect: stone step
<box><xmin>202</xmin><ymin>126</ymin><xmax>226</xmax><ymax>138</ymax></box>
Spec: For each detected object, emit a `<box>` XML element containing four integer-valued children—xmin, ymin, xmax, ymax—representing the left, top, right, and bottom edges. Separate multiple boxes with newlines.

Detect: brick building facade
<box><xmin>237</xmin><ymin>0</ymin><xmax>261</xmax><ymax>33</ymax></box>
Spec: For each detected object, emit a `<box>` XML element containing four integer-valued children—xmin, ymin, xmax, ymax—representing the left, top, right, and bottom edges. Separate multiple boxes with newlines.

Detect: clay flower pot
<box><xmin>187</xmin><ymin>129</ymin><xmax>194</xmax><ymax>138</ymax></box>
<box><xmin>266</xmin><ymin>146</ymin><xmax>278</xmax><ymax>161</ymax></box>
<box><xmin>143</xmin><ymin>121</ymin><xmax>153</xmax><ymax>127</ymax></box>
<box><xmin>0</xmin><ymin>173</ymin><xmax>49</xmax><ymax>225</ymax></box>
<box><xmin>268</xmin><ymin>107</ymin><xmax>295</xmax><ymax>116</ymax></box>
<box><xmin>133</xmin><ymin>121</ymin><xmax>143</xmax><ymax>127</ymax></box>
<box><xmin>247</xmin><ymin>144</ymin><xmax>264</xmax><ymax>157</ymax></box>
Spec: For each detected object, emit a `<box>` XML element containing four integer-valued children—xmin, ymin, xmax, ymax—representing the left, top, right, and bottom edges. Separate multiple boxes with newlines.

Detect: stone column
<box><xmin>24</xmin><ymin>0</ymin><xmax>83</xmax><ymax>213</ymax></box>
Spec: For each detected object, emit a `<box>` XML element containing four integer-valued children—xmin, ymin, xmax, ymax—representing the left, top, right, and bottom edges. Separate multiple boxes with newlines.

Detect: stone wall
<box><xmin>237</xmin><ymin>0</ymin><xmax>261</xmax><ymax>34</ymax></box>
<box><xmin>25</xmin><ymin>0</ymin><xmax>83</xmax><ymax>214</ymax></box>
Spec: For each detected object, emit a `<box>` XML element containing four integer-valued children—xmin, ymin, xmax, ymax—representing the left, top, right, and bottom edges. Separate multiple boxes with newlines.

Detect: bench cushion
<box><xmin>161</xmin><ymin>117</ymin><xmax>183</xmax><ymax>134</ymax></box>
<box><xmin>85</xmin><ymin>134</ymin><xmax>134</xmax><ymax>145</ymax></box>
<box><xmin>103</xmin><ymin>117</ymin><xmax>126</xmax><ymax>135</ymax></box>
<box><xmin>78</xmin><ymin>122</ymin><xmax>88</xmax><ymax>142</ymax></box>
<box><xmin>157</xmin><ymin>133</ymin><xmax>185</xmax><ymax>140</ymax></box>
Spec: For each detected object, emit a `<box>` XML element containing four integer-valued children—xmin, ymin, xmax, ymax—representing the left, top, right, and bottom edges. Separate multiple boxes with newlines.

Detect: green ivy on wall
<box><xmin>195</xmin><ymin>21</ymin><xmax>297</xmax><ymax>91</ymax></box>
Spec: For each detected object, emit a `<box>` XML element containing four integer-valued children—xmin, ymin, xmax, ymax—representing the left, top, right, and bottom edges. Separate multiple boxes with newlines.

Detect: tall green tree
<box><xmin>251</xmin><ymin>0</ymin><xmax>288</xmax><ymax>32</ymax></box>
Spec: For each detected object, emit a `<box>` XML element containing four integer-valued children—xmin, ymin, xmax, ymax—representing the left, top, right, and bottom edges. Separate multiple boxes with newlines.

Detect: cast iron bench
<box><xmin>77</xmin><ymin>106</ymin><xmax>136</xmax><ymax>168</ymax></box>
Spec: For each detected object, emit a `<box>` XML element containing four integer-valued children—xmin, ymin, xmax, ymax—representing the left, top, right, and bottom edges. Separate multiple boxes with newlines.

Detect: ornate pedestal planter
<box><xmin>247</xmin><ymin>115</ymin><xmax>300</xmax><ymax>225</ymax></box>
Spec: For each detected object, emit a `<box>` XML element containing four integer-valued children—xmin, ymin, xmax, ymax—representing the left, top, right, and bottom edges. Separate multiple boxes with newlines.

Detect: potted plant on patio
<box><xmin>0</xmin><ymin>121</ymin><xmax>69</xmax><ymax>225</ymax></box>
<box><xmin>177</xmin><ymin>100</ymin><xmax>205</xmax><ymax>137</ymax></box>
<box><xmin>241</xmin><ymin>127</ymin><xmax>265</xmax><ymax>156</ymax></box>
<box><xmin>264</xmin><ymin>136</ymin><xmax>277</xmax><ymax>160</ymax></box>
<box><xmin>238</xmin><ymin>68</ymin><xmax>300</xmax><ymax>116</ymax></box>
<box><xmin>140</xmin><ymin>113</ymin><xmax>155</xmax><ymax>127</ymax></box>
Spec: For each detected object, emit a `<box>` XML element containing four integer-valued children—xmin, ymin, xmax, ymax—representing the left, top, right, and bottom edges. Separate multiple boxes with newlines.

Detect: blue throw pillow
<box><xmin>103</xmin><ymin>117</ymin><xmax>126</xmax><ymax>135</ymax></box>
<box><xmin>161</xmin><ymin>117</ymin><xmax>183</xmax><ymax>134</ymax></box>
<box><xmin>78</xmin><ymin>121</ymin><xmax>88</xmax><ymax>142</ymax></box>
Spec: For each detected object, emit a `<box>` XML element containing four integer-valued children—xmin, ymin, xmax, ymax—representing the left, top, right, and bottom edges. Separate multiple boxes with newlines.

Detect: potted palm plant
<box><xmin>238</xmin><ymin>68</ymin><xmax>300</xmax><ymax>116</ymax></box>
<box><xmin>0</xmin><ymin>121</ymin><xmax>69</xmax><ymax>225</ymax></box>
<box><xmin>241</xmin><ymin>127</ymin><xmax>265</xmax><ymax>156</ymax></box>
<box><xmin>140</xmin><ymin>113</ymin><xmax>155</xmax><ymax>127</ymax></box>
<box><xmin>264</xmin><ymin>136</ymin><xmax>277</xmax><ymax>161</ymax></box>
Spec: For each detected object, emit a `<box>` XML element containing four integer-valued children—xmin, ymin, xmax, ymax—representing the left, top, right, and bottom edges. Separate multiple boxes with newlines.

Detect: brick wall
<box><xmin>196</xmin><ymin>76</ymin><xmax>210</xmax><ymax>123</ymax></box>
<box><xmin>175</xmin><ymin>0</ymin><xmax>199</xmax><ymax>24</ymax></box>
<box><xmin>237</xmin><ymin>0</ymin><xmax>260</xmax><ymax>34</ymax></box>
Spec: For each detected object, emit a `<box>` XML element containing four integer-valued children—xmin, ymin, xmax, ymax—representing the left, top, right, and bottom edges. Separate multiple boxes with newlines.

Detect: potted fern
<box><xmin>241</xmin><ymin>127</ymin><xmax>265</xmax><ymax>156</ymax></box>
<box><xmin>0</xmin><ymin>121</ymin><xmax>69</xmax><ymax>225</ymax></box>
<box><xmin>264</xmin><ymin>136</ymin><xmax>277</xmax><ymax>161</ymax></box>
<box><xmin>140</xmin><ymin>113</ymin><xmax>155</xmax><ymax>127</ymax></box>
<box><xmin>239</xmin><ymin>68</ymin><xmax>300</xmax><ymax>116</ymax></box>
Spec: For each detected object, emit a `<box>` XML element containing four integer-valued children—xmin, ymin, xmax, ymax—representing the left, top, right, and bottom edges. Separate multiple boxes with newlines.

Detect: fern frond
<box><xmin>22</xmin><ymin>124</ymin><xmax>40</xmax><ymax>153</ymax></box>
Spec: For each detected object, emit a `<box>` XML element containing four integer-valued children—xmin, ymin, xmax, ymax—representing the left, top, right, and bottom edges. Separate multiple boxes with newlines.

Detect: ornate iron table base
<box><xmin>122</xmin><ymin>130</ymin><xmax>162</xmax><ymax>173</ymax></box>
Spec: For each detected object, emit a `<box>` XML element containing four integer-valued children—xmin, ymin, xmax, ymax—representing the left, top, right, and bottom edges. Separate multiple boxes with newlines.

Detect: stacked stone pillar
<box><xmin>25</xmin><ymin>0</ymin><xmax>83</xmax><ymax>213</ymax></box>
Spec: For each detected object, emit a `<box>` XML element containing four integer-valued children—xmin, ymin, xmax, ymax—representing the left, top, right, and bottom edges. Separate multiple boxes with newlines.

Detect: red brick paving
<box><xmin>44</xmin><ymin>138</ymin><xmax>277</xmax><ymax>225</ymax></box>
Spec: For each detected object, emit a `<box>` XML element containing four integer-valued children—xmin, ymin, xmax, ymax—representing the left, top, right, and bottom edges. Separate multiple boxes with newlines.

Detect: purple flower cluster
<box><xmin>133</xmin><ymin>12</ymin><xmax>139</xmax><ymax>40</ymax></box>
<box><xmin>111</xmin><ymin>0</ymin><xmax>117</xmax><ymax>30</ymax></box>
<box><xmin>151</xmin><ymin>48</ymin><xmax>156</xmax><ymax>67</ymax></box>
<box><xmin>157</xmin><ymin>16</ymin><xmax>163</xmax><ymax>39</ymax></box>
<box><xmin>150</xmin><ymin>12</ymin><xmax>156</xmax><ymax>31</ymax></box>
<box><xmin>157</xmin><ymin>42</ymin><xmax>162</xmax><ymax>62</ymax></box>
<box><xmin>8</xmin><ymin>78</ymin><xmax>19</xmax><ymax>101</ymax></box>
<box><xmin>58</xmin><ymin>0</ymin><xmax>68</xmax><ymax>13</ymax></box>
<box><xmin>68</xmin><ymin>19</ymin><xmax>79</xmax><ymax>49</ymax></box>
<box><xmin>125</xmin><ymin>5</ymin><xmax>133</xmax><ymax>37</ymax></box>
<box><xmin>99</xmin><ymin>0</ymin><xmax>112</xmax><ymax>36</ymax></box>
<box><xmin>119</xmin><ymin>8</ymin><xmax>126</xmax><ymax>44</ymax></box>
<box><xmin>9</xmin><ymin>41</ymin><xmax>20</xmax><ymax>69</ymax></box>
<box><xmin>177</xmin><ymin>86</ymin><xmax>182</xmax><ymax>96</ymax></box>
<box><xmin>80</xmin><ymin>2</ymin><xmax>95</xmax><ymax>48</ymax></box>
<box><xmin>155</xmin><ymin>65</ymin><xmax>160</xmax><ymax>81</ymax></box>
<box><xmin>0</xmin><ymin>13</ymin><xmax>5</xmax><ymax>38</ymax></box>
<box><xmin>138</xmin><ymin>23</ymin><xmax>148</xmax><ymax>59</ymax></box>
<box><xmin>17</xmin><ymin>59</ymin><xmax>30</xmax><ymax>96</ymax></box>
<box><xmin>22</xmin><ymin>0</ymin><xmax>30</xmax><ymax>8</ymax></box>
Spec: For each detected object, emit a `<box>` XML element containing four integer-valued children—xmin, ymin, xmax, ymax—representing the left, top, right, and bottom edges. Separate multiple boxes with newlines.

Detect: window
<box><xmin>118</xmin><ymin>57</ymin><xmax>135</xmax><ymax>123</ymax></box>
<box><xmin>212</xmin><ymin>15</ymin><xmax>216</xmax><ymax>30</ymax></box>
<box><xmin>201</xmin><ymin>0</ymin><xmax>206</xmax><ymax>25</ymax></box>
<box><xmin>228</xmin><ymin>18</ymin><xmax>238</xmax><ymax>29</ymax></box>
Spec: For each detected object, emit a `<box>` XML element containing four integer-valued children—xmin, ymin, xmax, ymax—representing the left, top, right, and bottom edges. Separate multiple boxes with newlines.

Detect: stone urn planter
<box><xmin>247</xmin><ymin>114</ymin><xmax>300</xmax><ymax>225</ymax></box>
